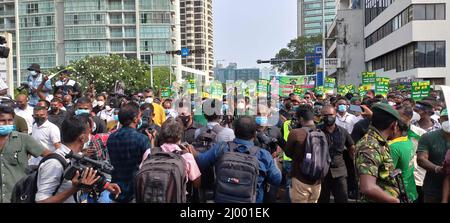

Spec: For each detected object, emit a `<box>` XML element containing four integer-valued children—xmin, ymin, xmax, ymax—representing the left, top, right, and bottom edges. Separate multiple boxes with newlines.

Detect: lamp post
<box><xmin>322</xmin><ymin>0</ymin><xmax>326</xmax><ymax>78</ymax></box>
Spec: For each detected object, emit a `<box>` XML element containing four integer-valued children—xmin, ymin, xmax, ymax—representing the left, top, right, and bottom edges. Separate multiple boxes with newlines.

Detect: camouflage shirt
<box><xmin>355</xmin><ymin>126</ymin><xmax>400</xmax><ymax>202</ymax></box>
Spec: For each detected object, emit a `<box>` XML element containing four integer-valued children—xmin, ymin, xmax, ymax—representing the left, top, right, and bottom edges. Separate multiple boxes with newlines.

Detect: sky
<box><xmin>213</xmin><ymin>0</ymin><xmax>298</xmax><ymax>69</ymax></box>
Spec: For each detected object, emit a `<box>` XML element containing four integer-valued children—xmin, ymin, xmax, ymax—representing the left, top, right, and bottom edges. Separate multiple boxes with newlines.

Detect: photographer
<box><xmin>26</xmin><ymin>64</ymin><xmax>52</xmax><ymax>107</ymax></box>
<box><xmin>138</xmin><ymin>103</ymin><xmax>160</xmax><ymax>146</ymax></box>
<box><xmin>35</xmin><ymin>116</ymin><xmax>121</xmax><ymax>203</ymax></box>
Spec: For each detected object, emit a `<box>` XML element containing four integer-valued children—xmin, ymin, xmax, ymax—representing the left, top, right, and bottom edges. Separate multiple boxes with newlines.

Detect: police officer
<box><xmin>355</xmin><ymin>103</ymin><xmax>402</xmax><ymax>203</ymax></box>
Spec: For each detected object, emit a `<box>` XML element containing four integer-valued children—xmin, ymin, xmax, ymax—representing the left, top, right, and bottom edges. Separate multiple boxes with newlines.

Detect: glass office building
<box><xmin>0</xmin><ymin>0</ymin><xmax>181</xmax><ymax>83</ymax></box>
<box><xmin>298</xmin><ymin>0</ymin><xmax>336</xmax><ymax>37</ymax></box>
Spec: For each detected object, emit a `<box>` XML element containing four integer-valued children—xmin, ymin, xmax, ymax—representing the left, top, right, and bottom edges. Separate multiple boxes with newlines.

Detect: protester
<box><xmin>93</xmin><ymin>94</ymin><xmax>108</xmax><ymax>114</ymax></box>
<box><xmin>107</xmin><ymin>102</ymin><xmax>152</xmax><ymax>203</ymax></box>
<box><xmin>0</xmin><ymin>105</ymin><xmax>51</xmax><ymax>203</ymax></box>
<box><xmin>318</xmin><ymin>105</ymin><xmax>355</xmax><ymax>203</ymax></box>
<box><xmin>143</xmin><ymin>89</ymin><xmax>166</xmax><ymax>126</ymax></box>
<box><xmin>75</xmin><ymin>97</ymin><xmax>107</xmax><ymax>134</ymax></box>
<box><xmin>29</xmin><ymin>106</ymin><xmax>61</xmax><ymax>166</ymax></box>
<box><xmin>14</xmin><ymin>94</ymin><xmax>34</xmax><ymax>134</ymax></box>
<box><xmin>48</xmin><ymin>98</ymin><xmax>67</xmax><ymax>129</ymax></box>
<box><xmin>335</xmin><ymin>97</ymin><xmax>359</xmax><ymax>135</ymax></box>
<box><xmin>54</xmin><ymin>70</ymin><xmax>81</xmax><ymax>100</ymax></box>
<box><xmin>417</xmin><ymin>109</ymin><xmax>450</xmax><ymax>203</ymax></box>
<box><xmin>189</xmin><ymin>116</ymin><xmax>282</xmax><ymax>203</ymax></box>
<box><xmin>27</xmin><ymin>64</ymin><xmax>52</xmax><ymax>107</ymax></box>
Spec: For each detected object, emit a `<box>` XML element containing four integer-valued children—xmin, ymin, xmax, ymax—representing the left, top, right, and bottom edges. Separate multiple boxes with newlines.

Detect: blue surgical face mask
<box><xmin>114</xmin><ymin>115</ymin><xmax>119</xmax><ymax>122</ymax></box>
<box><xmin>0</xmin><ymin>125</ymin><xmax>15</xmax><ymax>136</ymax></box>
<box><xmin>338</xmin><ymin>104</ymin><xmax>347</xmax><ymax>113</ymax></box>
<box><xmin>255</xmin><ymin>116</ymin><xmax>268</xmax><ymax>126</ymax></box>
<box><xmin>75</xmin><ymin>109</ymin><xmax>90</xmax><ymax>116</ymax></box>
<box><xmin>29</xmin><ymin>71</ymin><xmax>37</xmax><ymax>77</ymax></box>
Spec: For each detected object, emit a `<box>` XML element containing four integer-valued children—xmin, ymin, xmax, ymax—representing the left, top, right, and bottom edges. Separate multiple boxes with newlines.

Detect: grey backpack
<box><xmin>214</xmin><ymin>142</ymin><xmax>260</xmax><ymax>203</ymax></box>
<box><xmin>300</xmin><ymin>127</ymin><xmax>330</xmax><ymax>182</ymax></box>
<box><xmin>135</xmin><ymin>148</ymin><xmax>187</xmax><ymax>203</ymax></box>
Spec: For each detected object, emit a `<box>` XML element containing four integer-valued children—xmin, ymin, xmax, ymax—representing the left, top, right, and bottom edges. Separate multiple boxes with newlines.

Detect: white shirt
<box><xmin>35</xmin><ymin>144</ymin><xmax>75</xmax><ymax>203</ymax></box>
<box><xmin>14</xmin><ymin>106</ymin><xmax>34</xmax><ymax>134</ymax></box>
<box><xmin>411</xmin><ymin>111</ymin><xmax>420</xmax><ymax>122</ymax></box>
<box><xmin>409</xmin><ymin>125</ymin><xmax>428</xmax><ymax>186</ymax></box>
<box><xmin>194</xmin><ymin>122</ymin><xmax>235</xmax><ymax>143</ymax></box>
<box><xmin>97</xmin><ymin>108</ymin><xmax>115</xmax><ymax>123</ymax></box>
<box><xmin>29</xmin><ymin>120</ymin><xmax>61</xmax><ymax>166</ymax></box>
<box><xmin>336</xmin><ymin>112</ymin><xmax>359</xmax><ymax>134</ymax></box>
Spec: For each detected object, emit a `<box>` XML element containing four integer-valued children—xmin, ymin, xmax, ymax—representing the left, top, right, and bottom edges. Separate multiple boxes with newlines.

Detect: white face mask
<box><xmin>97</xmin><ymin>101</ymin><xmax>105</xmax><ymax>107</ymax></box>
<box><xmin>105</xmin><ymin>105</ymin><xmax>112</xmax><ymax>111</ymax></box>
<box><xmin>145</xmin><ymin>97</ymin><xmax>153</xmax><ymax>104</ymax></box>
<box><xmin>442</xmin><ymin>121</ymin><xmax>450</xmax><ymax>133</ymax></box>
<box><xmin>388</xmin><ymin>101</ymin><xmax>396</xmax><ymax>106</ymax></box>
<box><xmin>237</xmin><ymin>102</ymin><xmax>245</xmax><ymax>110</ymax></box>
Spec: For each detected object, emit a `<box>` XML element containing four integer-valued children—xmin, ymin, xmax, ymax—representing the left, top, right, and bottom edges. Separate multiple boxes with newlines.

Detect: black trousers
<box><xmin>318</xmin><ymin>173</ymin><xmax>348</xmax><ymax>203</ymax></box>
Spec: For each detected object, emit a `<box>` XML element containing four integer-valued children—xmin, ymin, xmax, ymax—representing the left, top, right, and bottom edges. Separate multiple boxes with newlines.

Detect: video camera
<box><xmin>0</xmin><ymin>36</ymin><xmax>10</xmax><ymax>58</ymax></box>
<box><xmin>64</xmin><ymin>150</ymin><xmax>114</xmax><ymax>192</ymax></box>
<box><xmin>257</xmin><ymin>132</ymin><xmax>279</xmax><ymax>153</ymax></box>
<box><xmin>138</xmin><ymin>109</ymin><xmax>155</xmax><ymax>134</ymax></box>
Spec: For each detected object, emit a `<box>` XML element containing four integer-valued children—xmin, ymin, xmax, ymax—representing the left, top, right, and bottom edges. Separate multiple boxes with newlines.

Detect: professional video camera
<box><xmin>64</xmin><ymin>150</ymin><xmax>114</xmax><ymax>193</ymax></box>
<box><xmin>257</xmin><ymin>132</ymin><xmax>279</xmax><ymax>153</ymax></box>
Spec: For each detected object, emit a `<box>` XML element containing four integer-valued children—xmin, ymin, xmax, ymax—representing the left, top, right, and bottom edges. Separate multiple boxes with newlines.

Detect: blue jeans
<box><xmin>283</xmin><ymin>160</ymin><xmax>292</xmax><ymax>203</ymax></box>
<box><xmin>79</xmin><ymin>191</ymin><xmax>112</xmax><ymax>203</ymax></box>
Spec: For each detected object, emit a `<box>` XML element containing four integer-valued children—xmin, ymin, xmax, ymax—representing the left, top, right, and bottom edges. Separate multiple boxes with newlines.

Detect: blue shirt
<box><xmin>107</xmin><ymin>127</ymin><xmax>150</xmax><ymax>202</ymax></box>
<box><xmin>196</xmin><ymin>138</ymin><xmax>282</xmax><ymax>203</ymax></box>
<box><xmin>27</xmin><ymin>74</ymin><xmax>52</xmax><ymax>106</ymax></box>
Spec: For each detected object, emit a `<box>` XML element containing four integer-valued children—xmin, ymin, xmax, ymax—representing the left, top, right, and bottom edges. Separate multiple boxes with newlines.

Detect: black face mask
<box><xmin>50</xmin><ymin>106</ymin><xmax>59</xmax><ymax>112</ymax></box>
<box><xmin>179</xmin><ymin>115</ymin><xmax>191</xmax><ymax>127</ymax></box>
<box><xmin>34</xmin><ymin>117</ymin><xmax>46</xmax><ymax>126</ymax></box>
<box><xmin>323</xmin><ymin>116</ymin><xmax>336</xmax><ymax>126</ymax></box>
<box><xmin>285</xmin><ymin>102</ymin><xmax>293</xmax><ymax>110</ymax></box>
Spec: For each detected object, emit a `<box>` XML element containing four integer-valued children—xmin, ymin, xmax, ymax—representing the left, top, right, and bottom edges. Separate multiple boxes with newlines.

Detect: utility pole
<box><xmin>322</xmin><ymin>0</ymin><xmax>327</xmax><ymax>78</ymax></box>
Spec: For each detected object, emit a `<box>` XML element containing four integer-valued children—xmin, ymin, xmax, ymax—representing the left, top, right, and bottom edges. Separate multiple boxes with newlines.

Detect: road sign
<box><xmin>319</xmin><ymin>58</ymin><xmax>341</xmax><ymax>69</ymax></box>
<box><xmin>305</xmin><ymin>53</ymin><xmax>321</xmax><ymax>60</ymax></box>
<box><xmin>181</xmin><ymin>48</ymin><xmax>189</xmax><ymax>57</ymax></box>
<box><xmin>315</xmin><ymin>45</ymin><xmax>323</xmax><ymax>54</ymax></box>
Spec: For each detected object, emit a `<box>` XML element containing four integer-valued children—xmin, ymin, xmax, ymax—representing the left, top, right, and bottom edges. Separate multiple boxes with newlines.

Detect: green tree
<box><xmin>274</xmin><ymin>35</ymin><xmax>322</xmax><ymax>75</ymax></box>
<box><xmin>51</xmin><ymin>55</ymin><xmax>171</xmax><ymax>94</ymax></box>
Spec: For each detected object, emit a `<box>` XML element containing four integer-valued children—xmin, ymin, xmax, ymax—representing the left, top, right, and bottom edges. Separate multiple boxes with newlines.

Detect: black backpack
<box><xmin>11</xmin><ymin>153</ymin><xmax>69</xmax><ymax>203</ymax></box>
<box><xmin>135</xmin><ymin>148</ymin><xmax>187</xmax><ymax>203</ymax></box>
<box><xmin>300</xmin><ymin>127</ymin><xmax>331</xmax><ymax>182</ymax></box>
<box><xmin>214</xmin><ymin>142</ymin><xmax>260</xmax><ymax>203</ymax></box>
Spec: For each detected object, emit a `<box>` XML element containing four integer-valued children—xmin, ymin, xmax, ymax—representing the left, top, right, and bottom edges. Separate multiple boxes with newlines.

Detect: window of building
<box><xmin>27</xmin><ymin>3</ymin><xmax>38</xmax><ymax>14</ymax></box>
<box><xmin>413</xmin><ymin>5</ymin><xmax>426</xmax><ymax>20</ymax></box>
<box><xmin>426</xmin><ymin>4</ymin><xmax>435</xmax><ymax>20</ymax></box>
<box><xmin>415</xmin><ymin>41</ymin><xmax>426</xmax><ymax>68</ymax></box>
<box><xmin>34</xmin><ymin>17</ymin><xmax>40</xmax><ymax>27</ymax></box>
<box><xmin>436</xmin><ymin>4</ymin><xmax>446</xmax><ymax>20</ymax></box>
<box><xmin>73</xmin><ymin>15</ymin><xmax>78</xmax><ymax>25</ymax></box>
<box><xmin>46</xmin><ymin>16</ymin><xmax>52</xmax><ymax>26</ymax></box>
<box><xmin>425</xmin><ymin>42</ymin><xmax>436</xmax><ymax>67</ymax></box>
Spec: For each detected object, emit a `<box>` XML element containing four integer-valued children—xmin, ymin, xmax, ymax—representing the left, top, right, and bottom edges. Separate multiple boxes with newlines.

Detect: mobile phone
<box><xmin>349</xmin><ymin>105</ymin><xmax>363</xmax><ymax>113</ymax></box>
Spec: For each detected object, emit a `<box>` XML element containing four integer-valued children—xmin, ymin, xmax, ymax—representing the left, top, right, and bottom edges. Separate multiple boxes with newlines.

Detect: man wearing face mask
<box><xmin>14</xmin><ymin>94</ymin><xmax>34</xmax><ymax>134</ymax></box>
<box><xmin>412</xmin><ymin>101</ymin><xmax>441</xmax><ymax>133</ymax></box>
<box><xmin>417</xmin><ymin>109</ymin><xmax>450</xmax><ymax>203</ymax></box>
<box><xmin>163</xmin><ymin>99</ymin><xmax>178</xmax><ymax>120</ymax></box>
<box><xmin>177</xmin><ymin>100</ymin><xmax>202</xmax><ymax>144</ymax></box>
<box><xmin>0</xmin><ymin>106</ymin><xmax>52</xmax><ymax>203</ymax></box>
<box><xmin>388</xmin><ymin>106</ymin><xmax>419</xmax><ymax>202</ymax></box>
<box><xmin>29</xmin><ymin>106</ymin><xmax>61</xmax><ymax>166</ymax></box>
<box><xmin>335</xmin><ymin>98</ymin><xmax>359</xmax><ymax>135</ymax></box>
<box><xmin>93</xmin><ymin>94</ymin><xmax>107</xmax><ymax>115</ymax></box>
<box><xmin>26</xmin><ymin>64</ymin><xmax>52</xmax><ymax>107</ymax></box>
<box><xmin>107</xmin><ymin>102</ymin><xmax>152</xmax><ymax>203</ymax></box>
<box><xmin>143</xmin><ymin>89</ymin><xmax>166</xmax><ymax>127</ymax></box>
<box><xmin>48</xmin><ymin>98</ymin><xmax>67</xmax><ymax>129</ymax></box>
<box><xmin>97</xmin><ymin>98</ymin><xmax>116</xmax><ymax>123</ymax></box>
<box><xmin>54</xmin><ymin>70</ymin><xmax>81</xmax><ymax>100</ymax></box>
<box><xmin>317</xmin><ymin>106</ymin><xmax>355</xmax><ymax>203</ymax></box>
<box><xmin>355</xmin><ymin>103</ymin><xmax>403</xmax><ymax>203</ymax></box>
<box><xmin>254</xmin><ymin>104</ymin><xmax>285</xmax><ymax>203</ymax></box>
<box><xmin>74</xmin><ymin>97</ymin><xmax>107</xmax><ymax>135</ymax></box>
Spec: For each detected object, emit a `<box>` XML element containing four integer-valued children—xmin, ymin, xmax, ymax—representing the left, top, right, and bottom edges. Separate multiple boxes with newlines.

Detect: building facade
<box><xmin>297</xmin><ymin>0</ymin><xmax>336</xmax><ymax>37</ymax></box>
<box><xmin>180</xmin><ymin>0</ymin><xmax>214</xmax><ymax>78</ymax></box>
<box><xmin>326</xmin><ymin>0</ymin><xmax>365</xmax><ymax>86</ymax></box>
<box><xmin>0</xmin><ymin>0</ymin><xmax>183</xmax><ymax>84</ymax></box>
<box><xmin>364</xmin><ymin>0</ymin><xmax>450</xmax><ymax>86</ymax></box>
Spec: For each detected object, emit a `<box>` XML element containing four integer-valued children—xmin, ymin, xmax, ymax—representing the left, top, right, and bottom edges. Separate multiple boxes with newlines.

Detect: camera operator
<box><xmin>254</xmin><ymin>103</ymin><xmax>285</xmax><ymax>203</ymax></box>
<box><xmin>35</xmin><ymin>116</ymin><xmax>121</xmax><ymax>203</ymax></box>
<box><xmin>138</xmin><ymin>103</ymin><xmax>160</xmax><ymax>146</ymax></box>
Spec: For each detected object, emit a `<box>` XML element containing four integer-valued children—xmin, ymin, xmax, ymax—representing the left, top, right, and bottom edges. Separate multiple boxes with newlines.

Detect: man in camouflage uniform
<box><xmin>355</xmin><ymin>103</ymin><xmax>401</xmax><ymax>203</ymax></box>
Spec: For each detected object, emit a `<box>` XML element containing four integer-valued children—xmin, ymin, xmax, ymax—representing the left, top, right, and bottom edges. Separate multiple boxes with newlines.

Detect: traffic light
<box><xmin>0</xmin><ymin>36</ymin><xmax>10</xmax><ymax>58</ymax></box>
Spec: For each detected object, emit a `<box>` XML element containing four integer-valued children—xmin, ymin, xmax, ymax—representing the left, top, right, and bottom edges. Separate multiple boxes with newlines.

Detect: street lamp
<box><xmin>322</xmin><ymin>0</ymin><xmax>326</xmax><ymax>78</ymax></box>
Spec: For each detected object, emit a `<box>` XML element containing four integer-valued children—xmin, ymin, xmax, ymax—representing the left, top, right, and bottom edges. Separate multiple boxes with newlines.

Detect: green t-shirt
<box><xmin>193</xmin><ymin>114</ymin><xmax>208</xmax><ymax>126</ymax></box>
<box><xmin>389</xmin><ymin>136</ymin><xmax>418</xmax><ymax>201</ymax></box>
<box><xmin>417</xmin><ymin>129</ymin><xmax>449</xmax><ymax>198</ymax></box>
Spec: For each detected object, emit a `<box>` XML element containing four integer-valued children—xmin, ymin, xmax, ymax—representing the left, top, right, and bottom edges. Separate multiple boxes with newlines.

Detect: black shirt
<box><xmin>318</xmin><ymin>124</ymin><xmax>354</xmax><ymax>178</ymax></box>
<box><xmin>48</xmin><ymin>110</ymin><xmax>67</xmax><ymax>129</ymax></box>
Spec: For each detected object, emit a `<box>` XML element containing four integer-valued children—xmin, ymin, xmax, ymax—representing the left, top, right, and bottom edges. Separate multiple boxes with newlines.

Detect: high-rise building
<box><xmin>364</xmin><ymin>0</ymin><xmax>450</xmax><ymax>86</ymax></box>
<box><xmin>297</xmin><ymin>0</ymin><xmax>337</xmax><ymax>37</ymax></box>
<box><xmin>179</xmin><ymin>0</ymin><xmax>214</xmax><ymax>78</ymax></box>
<box><xmin>0</xmin><ymin>0</ymin><xmax>183</xmax><ymax>84</ymax></box>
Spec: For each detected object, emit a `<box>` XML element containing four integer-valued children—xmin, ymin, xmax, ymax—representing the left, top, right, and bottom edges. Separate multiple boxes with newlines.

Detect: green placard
<box><xmin>210</xmin><ymin>81</ymin><xmax>223</xmax><ymax>100</ymax></box>
<box><xmin>338</xmin><ymin>84</ymin><xmax>346</xmax><ymax>95</ymax></box>
<box><xmin>315</xmin><ymin>86</ymin><xmax>324</xmax><ymax>96</ymax></box>
<box><xmin>375</xmin><ymin>77</ymin><xmax>390</xmax><ymax>97</ymax></box>
<box><xmin>161</xmin><ymin>87</ymin><xmax>171</xmax><ymax>98</ymax></box>
<box><xmin>257</xmin><ymin>79</ymin><xmax>269</xmax><ymax>96</ymax></box>
<box><xmin>411</xmin><ymin>81</ymin><xmax>431</xmax><ymax>101</ymax></box>
<box><xmin>324</xmin><ymin>77</ymin><xmax>336</xmax><ymax>94</ymax></box>
<box><xmin>187</xmin><ymin>79</ymin><xmax>197</xmax><ymax>94</ymax></box>
<box><xmin>294</xmin><ymin>85</ymin><xmax>305</xmax><ymax>97</ymax></box>
<box><xmin>362</xmin><ymin>72</ymin><xmax>376</xmax><ymax>90</ymax></box>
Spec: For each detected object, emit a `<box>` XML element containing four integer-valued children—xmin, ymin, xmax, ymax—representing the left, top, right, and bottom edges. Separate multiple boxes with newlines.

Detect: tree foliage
<box><xmin>274</xmin><ymin>35</ymin><xmax>322</xmax><ymax>75</ymax></box>
<box><xmin>49</xmin><ymin>55</ymin><xmax>171</xmax><ymax>94</ymax></box>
